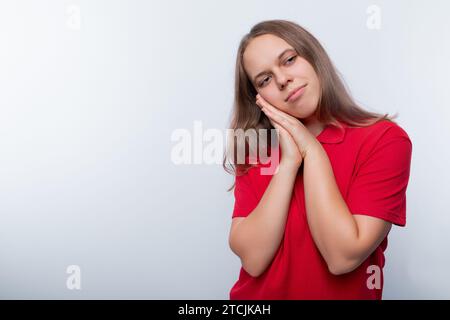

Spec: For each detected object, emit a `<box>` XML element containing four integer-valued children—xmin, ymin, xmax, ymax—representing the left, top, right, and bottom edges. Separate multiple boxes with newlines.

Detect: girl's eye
<box><xmin>257</xmin><ymin>56</ymin><xmax>296</xmax><ymax>87</ymax></box>
<box><xmin>258</xmin><ymin>76</ymin><xmax>271</xmax><ymax>87</ymax></box>
<box><xmin>285</xmin><ymin>55</ymin><xmax>296</xmax><ymax>64</ymax></box>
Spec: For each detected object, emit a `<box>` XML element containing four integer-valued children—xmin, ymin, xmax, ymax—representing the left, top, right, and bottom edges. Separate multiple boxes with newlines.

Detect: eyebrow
<box><xmin>252</xmin><ymin>48</ymin><xmax>296</xmax><ymax>83</ymax></box>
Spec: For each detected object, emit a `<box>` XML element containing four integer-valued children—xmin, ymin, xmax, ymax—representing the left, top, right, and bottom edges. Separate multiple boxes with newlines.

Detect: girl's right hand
<box><xmin>270</xmin><ymin>119</ymin><xmax>303</xmax><ymax>169</ymax></box>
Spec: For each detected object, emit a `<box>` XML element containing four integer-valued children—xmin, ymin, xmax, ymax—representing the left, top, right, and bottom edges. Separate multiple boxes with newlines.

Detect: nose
<box><xmin>275</xmin><ymin>71</ymin><xmax>292</xmax><ymax>91</ymax></box>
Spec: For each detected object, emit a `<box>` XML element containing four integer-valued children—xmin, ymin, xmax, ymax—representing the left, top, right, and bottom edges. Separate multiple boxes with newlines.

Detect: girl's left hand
<box><xmin>255</xmin><ymin>94</ymin><xmax>318</xmax><ymax>158</ymax></box>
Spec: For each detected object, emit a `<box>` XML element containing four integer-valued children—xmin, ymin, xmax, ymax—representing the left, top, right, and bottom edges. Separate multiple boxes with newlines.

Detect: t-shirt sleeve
<box><xmin>232</xmin><ymin>169</ymin><xmax>260</xmax><ymax>218</ymax></box>
<box><xmin>346</xmin><ymin>125</ymin><xmax>413</xmax><ymax>226</ymax></box>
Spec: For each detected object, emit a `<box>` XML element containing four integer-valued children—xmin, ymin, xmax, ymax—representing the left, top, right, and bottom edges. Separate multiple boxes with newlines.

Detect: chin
<box><xmin>292</xmin><ymin>105</ymin><xmax>316</xmax><ymax>120</ymax></box>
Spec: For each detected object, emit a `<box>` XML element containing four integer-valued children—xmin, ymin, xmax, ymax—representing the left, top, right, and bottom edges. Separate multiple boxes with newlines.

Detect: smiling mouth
<box><xmin>285</xmin><ymin>84</ymin><xmax>307</xmax><ymax>102</ymax></box>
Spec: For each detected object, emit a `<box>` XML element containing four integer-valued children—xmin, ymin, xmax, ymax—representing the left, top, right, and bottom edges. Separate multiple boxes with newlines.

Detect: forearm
<box><xmin>303</xmin><ymin>143</ymin><xmax>360</xmax><ymax>272</ymax></box>
<box><xmin>231</xmin><ymin>162</ymin><xmax>299</xmax><ymax>277</ymax></box>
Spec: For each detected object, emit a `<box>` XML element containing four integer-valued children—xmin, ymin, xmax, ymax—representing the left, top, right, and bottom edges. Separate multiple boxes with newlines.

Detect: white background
<box><xmin>0</xmin><ymin>0</ymin><xmax>449</xmax><ymax>299</ymax></box>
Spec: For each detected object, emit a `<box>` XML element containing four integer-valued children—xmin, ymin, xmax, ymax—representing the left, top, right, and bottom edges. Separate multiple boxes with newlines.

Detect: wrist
<box><xmin>279</xmin><ymin>160</ymin><xmax>302</xmax><ymax>171</ymax></box>
<box><xmin>304</xmin><ymin>140</ymin><xmax>323</xmax><ymax>160</ymax></box>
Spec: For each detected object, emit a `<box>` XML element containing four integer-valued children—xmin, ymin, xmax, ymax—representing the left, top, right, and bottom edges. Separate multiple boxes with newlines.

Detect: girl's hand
<box><xmin>255</xmin><ymin>94</ymin><xmax>318</xmax><ymax>159</ymax></box>
<box><xmin>256</xmin><ymin>98</ymin><xmax>303</xmax><ymax>169</ymax></box>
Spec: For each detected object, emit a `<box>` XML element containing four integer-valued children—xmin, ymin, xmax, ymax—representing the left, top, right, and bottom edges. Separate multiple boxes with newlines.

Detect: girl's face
<box><xmin>243</xmin><ymin>34</ymin><xmax>321</xmax><ymax>122</ymax></box>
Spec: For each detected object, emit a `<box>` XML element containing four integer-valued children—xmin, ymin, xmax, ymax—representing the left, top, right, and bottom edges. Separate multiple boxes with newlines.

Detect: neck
<box><xmin>302</xmin><ymin>117</ymin><xmax>326</xmax><ymax>137</ymax></box>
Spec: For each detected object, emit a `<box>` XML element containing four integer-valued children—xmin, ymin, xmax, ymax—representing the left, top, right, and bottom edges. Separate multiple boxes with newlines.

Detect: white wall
<box><xmin>0</xmin><ymin>0</ymin><xmax>448</xmax><ymax>299</ymax></box>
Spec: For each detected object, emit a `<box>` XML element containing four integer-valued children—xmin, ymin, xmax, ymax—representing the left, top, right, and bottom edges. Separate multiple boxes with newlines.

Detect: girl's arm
<box><xmin>256</xmin><ymin>95</ymin><xmax>409</xmax><ymax>277</ymax></box>
<box><xmin>229</xmin><ymin>162</ymin><xmax>299</xmax><ymax>277</ymax></box>
<box><xmin>303</xmin><ymin>143</ymin><xmax>392</xmax><ymax>275</ymax></box>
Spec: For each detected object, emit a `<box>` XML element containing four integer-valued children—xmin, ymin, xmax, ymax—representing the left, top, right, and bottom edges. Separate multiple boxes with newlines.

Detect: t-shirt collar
<box><xmin>316</xmin><ymin>120</ymin><xmax>347</xmax><ymax>144</ymax></box>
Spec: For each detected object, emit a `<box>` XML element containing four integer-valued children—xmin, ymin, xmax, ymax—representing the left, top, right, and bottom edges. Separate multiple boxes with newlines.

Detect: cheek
<box><xmin>310</xmin><ymin>79</ymin><xmax>321</xmax><ymax>99</ymax></box>
<box><xmin>292</xmin><ymin>58</ymin><xmax>312</xmax><ymax>74</ymax></box>
<box><xmin>260</xmin><ymin>89</ymin><xmax>290</xmax><ymax>111</ymax></box>
<box><xmin>259</xmin><ymin>89</ymin><xmax>279</xmax><ymax>105</ymax></box>
<box><xmin>306</xmin><ymin>67</ymin><xmax>321</xmax><ymax>89</ymax></box>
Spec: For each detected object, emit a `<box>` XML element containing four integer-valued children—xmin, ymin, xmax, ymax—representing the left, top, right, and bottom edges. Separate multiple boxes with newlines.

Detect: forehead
<box><xmin>243</xmin><ymin>34</ymin><xmax>293</xmax><ymax>77</ymax></box>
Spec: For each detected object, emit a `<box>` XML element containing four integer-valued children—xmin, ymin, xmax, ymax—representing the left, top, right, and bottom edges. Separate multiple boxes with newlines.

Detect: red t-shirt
<box><xmin>229</xmin><ymin>119</ymin><xmax>412</xmax><ymax>300</ymax></box>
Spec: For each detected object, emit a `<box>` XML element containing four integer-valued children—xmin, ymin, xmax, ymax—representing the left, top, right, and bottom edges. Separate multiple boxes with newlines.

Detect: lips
<box><xmin>285</xmin><ymin>84</ymin><xmax>307</xmax><ymax>102</ymax></box>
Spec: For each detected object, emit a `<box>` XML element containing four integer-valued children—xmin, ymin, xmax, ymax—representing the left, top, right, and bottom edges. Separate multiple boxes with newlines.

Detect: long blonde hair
<box><xmin>223</xmin><ymin>20</ymin><xmax>397</xmax><ymax>191</ymax></box>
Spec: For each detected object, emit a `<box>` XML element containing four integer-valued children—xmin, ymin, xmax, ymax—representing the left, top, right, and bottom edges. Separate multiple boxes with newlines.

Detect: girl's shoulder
<box><xmin>346</xmin><ymin>119</ymin><xmax>411</xmax><ymax>145</ymax></box>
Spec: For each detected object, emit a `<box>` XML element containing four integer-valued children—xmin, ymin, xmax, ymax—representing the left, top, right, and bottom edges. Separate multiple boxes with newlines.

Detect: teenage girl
<box><xmin>224</xmin><ymin>20</ymin><xmax>412</xmax><ymax>299</ymax></box>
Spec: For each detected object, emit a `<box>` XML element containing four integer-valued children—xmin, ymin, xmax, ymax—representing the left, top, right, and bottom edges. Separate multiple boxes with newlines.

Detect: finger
<box><xmin>261</xmin><ymin>106</ymin><xmax>287</xmax><ymax>130</ymax></box>
<box><xmin>259</xmin><ymin>103</ymin><xmax>304</xmax><ymax>145</ymax></box>
<box><xmin>266</xmin><ymin>114</ymin><xmax>278</xmax><ymax>129</ymax></box>
<box><xmin>257</xmin><ymin>99</ymin><xmax>299</xmax><ymax>142</ymax></box>
<box><xmin>265</xmin><ymin>115</ymin><xmax>283</xmax><ymax>136</ymax></box>
<box><xmin>258</xmin><ymin>105</ymin><xmax>298</xmax><ymax>138</ymax></box>
<box><xmin>262</xmin><ymin>106</ymin><xmax>294</xmax><ymax>132</ymax></box>
<box><xmin>257</xmin><ymin>96</ymin><xmax>298</xmax><ymax>123</ymax></box>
